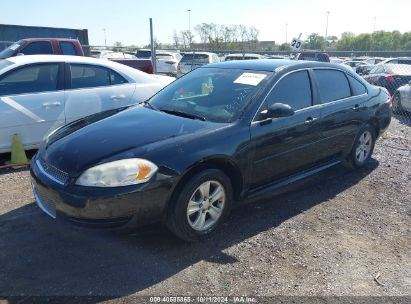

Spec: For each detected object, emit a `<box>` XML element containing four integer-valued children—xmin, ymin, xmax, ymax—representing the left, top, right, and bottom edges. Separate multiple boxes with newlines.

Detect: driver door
<box><xmin>249</xmin><ymin>70</ymin><xmax>323</xmax><ymax>188</ymax></box>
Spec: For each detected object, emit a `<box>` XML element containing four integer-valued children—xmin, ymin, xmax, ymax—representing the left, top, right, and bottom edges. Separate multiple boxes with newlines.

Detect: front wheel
<box><xmin>343</xmin><ymin>125</ymin><xmax>376</xmax><ymax>169</ymax></box>
<box><xmin>166</xmin><ymin>169</ymin><xmax>233</xmax><ymax>242</ymax></box>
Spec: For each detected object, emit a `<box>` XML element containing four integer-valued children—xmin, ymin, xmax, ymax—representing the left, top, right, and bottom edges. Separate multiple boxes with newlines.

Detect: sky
<box><xmin>2</xmin><ymin>0</ymin><xmax>410</xmax><ymax>47</ymax></box>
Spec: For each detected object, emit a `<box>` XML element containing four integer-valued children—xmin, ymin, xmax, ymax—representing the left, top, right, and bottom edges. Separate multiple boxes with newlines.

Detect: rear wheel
<box><xmin>166</xmin><ymin>169</ymin><xmax>232</xmax><ymax>242</ymax></box>
<box><xmin>343</xmin><ymin>125</ymin><xmax>376</xmax><ymax>169</ymax></box>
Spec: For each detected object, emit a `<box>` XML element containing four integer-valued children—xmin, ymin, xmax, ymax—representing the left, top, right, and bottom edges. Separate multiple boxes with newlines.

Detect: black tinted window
<box><xmin>60</xmin><ymin>42</ymin><xmax>77</xmax><ymax>55</ymax></box>
<box><xmin>21</xmin><ymin>42</ymin><xmax>53</xmax><ymax>55</ymax></box>
<box><xmin>314</xmin><ymin>70</ymin><xmax>351</xmax><ymax>103</ymax></box>
<box><xmin>267</xmin><ymin>71</ymin><xmax>312</xmax><ymax>110</ymax></box>
<box><xmin>348</xmin><ymin>75</ymin><xmax>366</xmax><ymax>95</ymax></box>
<box><xmin>0</xmin><ymin>64</ymin><xmax>59</xmax><ymax>96</ymax></box>
<box><xmin>110</xmin><ymin>70</ymin><xmax>127</xmax><ymax>85</ymax></box>
<box><xmin>70</xmin><ymin>64</ymin><xmax>110</xmax><ymax>89</ymax></box>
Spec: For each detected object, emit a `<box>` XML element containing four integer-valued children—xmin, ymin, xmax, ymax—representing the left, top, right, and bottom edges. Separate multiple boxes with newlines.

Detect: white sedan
<box><xmin>0</xmin><ymin>55</ymin><xmax>174</xmax><ymax>153</ymax></box>
<box><xmin>394</xmin><ymin>81</ymin><xmax>411</xmax><ymax>112</ymax></box>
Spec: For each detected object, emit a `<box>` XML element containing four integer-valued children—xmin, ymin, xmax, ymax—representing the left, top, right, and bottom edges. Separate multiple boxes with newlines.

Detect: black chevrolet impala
<box><xmin>31</xmin><ymin>60</ymin><xmax>392</xmax><ymax>241</ymax></box>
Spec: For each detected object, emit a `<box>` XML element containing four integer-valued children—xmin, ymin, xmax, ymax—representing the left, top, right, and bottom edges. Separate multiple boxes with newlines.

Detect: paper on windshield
<box><xmin>234</xmin><ymin>73</ymin><xmax>267</xmax><ymax>86</ymax></box>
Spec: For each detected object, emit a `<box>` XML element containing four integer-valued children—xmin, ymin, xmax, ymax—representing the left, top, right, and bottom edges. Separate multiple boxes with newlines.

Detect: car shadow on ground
<box><xmin>393</xmin><ymin>112</ymin><xmax>411</xmax><ymax>127</ymax></box>
<box><xmin>0</xmin><ymin>160</ymin><xmax>379</xmax><ymax>299</ymax></box>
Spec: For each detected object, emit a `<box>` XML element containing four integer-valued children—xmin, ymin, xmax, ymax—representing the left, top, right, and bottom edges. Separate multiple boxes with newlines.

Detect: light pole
<box><xmin>325</xmin><ymin>11</ymin><xmax>330</xmax><ymax>49</ymax></box>
<box><xmin>187</xmin><ymin>9</ymin><xmax>191</xmax><ymax>33</ymax></box>
<box><xmin>103</xmin><ymin>28</ymin><xmax>107</xmax><ymax>48</ymax></box>
<box><xmin>187</xmin><ymin>9</ymin><xmax>192</xmax><ymax>48</ymax></box>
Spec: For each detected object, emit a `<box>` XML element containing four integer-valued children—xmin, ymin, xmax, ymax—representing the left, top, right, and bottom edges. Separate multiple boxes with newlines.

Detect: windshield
<box><xmin>149</xmin><ymin>67</ymin><xmax>270</xmax><ymax>123</ymax></box>
<box><xmin>0</xmin><ymin>40</ymin><xmax>24</xmax><ymax>59</ymax></box>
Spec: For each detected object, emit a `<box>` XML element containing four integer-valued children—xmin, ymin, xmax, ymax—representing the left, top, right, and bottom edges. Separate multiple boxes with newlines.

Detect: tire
<box><xmin>392</xmin><ymin>93</ymin><xmax>403</xmax><ymax>114</ymax></box>
<box><xmin>166</xmin><ymin>169</ymin><xmax>233</xmax><ymax>242</ymax></box>
<box><xmin>343</xmin><ymin>124</ymin><xmax>376</xmax><ymax>170</ymax></box>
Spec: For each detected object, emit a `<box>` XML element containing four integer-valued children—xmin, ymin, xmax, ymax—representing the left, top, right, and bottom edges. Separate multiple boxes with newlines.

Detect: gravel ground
<box><xmin>0</xmin><ymin>117</ymin><xmax>410</xmax><ymax>300</ymax></box>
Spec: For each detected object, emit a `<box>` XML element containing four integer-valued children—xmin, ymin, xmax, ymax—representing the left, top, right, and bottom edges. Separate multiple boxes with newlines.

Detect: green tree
<box><xmin>304</xmin><ymin>33</ymin><xmax>325</xmax><ymax>50</ymax></box>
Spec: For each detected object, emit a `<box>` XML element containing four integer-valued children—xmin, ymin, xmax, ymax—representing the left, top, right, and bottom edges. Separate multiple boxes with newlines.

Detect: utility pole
<box><xmin>325</xmin><ymin>11</ymin><xmax>330</xmax><ymax>49</ymax></box>
<box><xmin>187</xmin><ymin>9</ymin><xmax>192</xmax><ymax>48</ymax></box>
<box><xmin>103</xmin><ymin>28</ymin><xmax>107</xmax><ymax>48</ymax></box>
<box><xmin>149</xmin><ymin>18</ymin><xmax>156</xmax><ymax>74</ymax></box>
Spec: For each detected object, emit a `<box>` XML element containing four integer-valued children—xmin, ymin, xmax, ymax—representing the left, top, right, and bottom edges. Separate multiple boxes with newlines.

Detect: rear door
<box><xmin>0</xmin><ymin>63</ymin><xmax>65</xmax><ymax>152</ymax></box>
<box><xmin>312</xmin><ymin>69</ymin><xmax>365</xmax><ymax>160</ymax></box>
<box><xmin>64</xmin><ymin>63</ymin><xmax>136</xmax><ymax>123</ymax></box>
<box><xmin>249</xmin><ymin>70</ymin><xmax>323</xmax><ymax>187</ymax></box>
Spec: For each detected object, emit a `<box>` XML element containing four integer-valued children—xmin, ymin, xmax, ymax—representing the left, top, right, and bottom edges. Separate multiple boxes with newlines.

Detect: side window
<box><xmin>110</xmin><ymin>70</ymin><xmax>128</xmax><ymax>85</ymax></box>
<box><xmin>0</xmin><ymin>64</ymin><xmax>59</xmax><ymax>96</ymax></box>
<box><xmin>314</xmin><ymin>70</ymin><xmax>351</xmax><ymax>104</ymax></box>
<box><xmin>60</xmin><ymin>42</ymin><xmax>77</xmax><ymax>55</ymax></box>
<box><xmin>70</xmin><ymin>64</ymin><xmax>110</xmax><ymax>89</ymax></box>
<box><xmin>266</xmin><ymin>70</ymin><xmax>312</xmax><ymax>110</ymax></box>
<box><xmin>348</xmin><ymin>75</ymin><xmax>367</xmax><ymax>96</ymax></box>
<box><xmin>20</xmin><ymin>42</ymin><xmax>53</xmax><ymax>55</ymax></box>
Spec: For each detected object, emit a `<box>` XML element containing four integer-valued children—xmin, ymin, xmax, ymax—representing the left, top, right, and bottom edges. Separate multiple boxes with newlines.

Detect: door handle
<box><xmin>42</xmin><ymin>101</ymin><xmax>61</xmax><ymax>107</ymax></box>
<box><xmin>352</xmin><ymin>104</ymin><xmax>360</xmax><ymax>111</ymax></box>
<box><xmin>304</xmin><ymin>117</ymin><xmax>317</xmax><ymax>124</ymax></box>
<box><xmin>110</xmin><ymin>94</ymin><xmax>126</xmax><ymax>100</ymax></box>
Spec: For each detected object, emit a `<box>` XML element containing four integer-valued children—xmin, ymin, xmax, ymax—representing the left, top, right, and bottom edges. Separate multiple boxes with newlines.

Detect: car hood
<box><xmin>41</xmin><ymin>105</ymin><xmax>219</xmax><ymax>175</ymax></box>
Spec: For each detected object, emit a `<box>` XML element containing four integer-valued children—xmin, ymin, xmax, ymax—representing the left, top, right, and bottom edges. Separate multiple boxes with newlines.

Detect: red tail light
<box><xmin>177</xmin><ymin>63</ymin><xmax>181</xmax><ymax>71</ymax></box>
<box><xmin>384</xmin><ymin>74</ymin><xmax>400</xmax><ymax>83</ymax></box>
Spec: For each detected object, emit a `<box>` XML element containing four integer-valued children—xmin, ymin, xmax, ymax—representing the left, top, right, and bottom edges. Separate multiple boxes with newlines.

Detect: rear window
<box><xmin>60</xmin><ymin>42</ymin><xmax>77</xmax><ymax>55</ymax></box>
<box><xmin>348</xmin><ymin>75</ymin><xmax>367</xmax><ymax>95</ymax></box>
<box><xmin>136</xmin><ymin>50</ymin><xmax>151</xmax><ymax>58</ymax></box>
<box><xmin>299</xmin><ymin>53</ymin><xmax>329</xmax><ymax>62</ymax></box>
<box><xmin>385</xmin><ymin>65</ymin><xmax>411</xmax><ymax>75</ymax></box>
<box><xmin>181</xmin><ymin>54</ymin><xmax>209</xmax><ymax>63</ymax></box>
<box><xmin>20</xmin><ymin>41</ymin><xmax>53</xmax><ymax>55</ymax></box>
<box><xmin>314</xmin><ymin>69</ymin><xmax>351</xmax><ymax>103</ymax></box>
<box><xmin>156</xmin><ymin>54</ymin><xmax>174</xmax><ymax>60</ymax></box>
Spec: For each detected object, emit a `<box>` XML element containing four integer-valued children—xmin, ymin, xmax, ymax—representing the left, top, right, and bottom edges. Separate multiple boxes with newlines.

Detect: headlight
<box><xmin>76</xmin><ymin>159</ymin><xmax>158</xmax><ymax>187</ymax></box>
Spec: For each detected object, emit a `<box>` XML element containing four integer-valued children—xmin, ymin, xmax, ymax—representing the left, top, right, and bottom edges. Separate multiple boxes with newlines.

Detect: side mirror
<box><xmin>261</xmin><ymin>103</ymin><xmax>295</xmax><ymax>119</ymax></box>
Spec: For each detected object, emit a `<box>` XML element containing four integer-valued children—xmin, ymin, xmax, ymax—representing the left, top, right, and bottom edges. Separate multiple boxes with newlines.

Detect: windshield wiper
<box><xmin>139</xmin><ymin>100</ymin><xmax>158</xmax><ymax>111</ymax></box>
<box><xmin>158</xmin><ymin>109</ymin><xmax>206</xmax><ymax>121</ymax></box>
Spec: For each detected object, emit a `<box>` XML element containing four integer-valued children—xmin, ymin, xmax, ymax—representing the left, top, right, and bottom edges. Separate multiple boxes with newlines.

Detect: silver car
<box><xmin>394</xmin><ymin>81</ymin><xmax>411</xmax><ymax>112</ymax></box>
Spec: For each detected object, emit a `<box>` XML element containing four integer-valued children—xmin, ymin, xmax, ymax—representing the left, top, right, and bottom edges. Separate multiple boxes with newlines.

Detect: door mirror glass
<box><xmin>261</xmin><ymin>103</ymin><xmax>295</xmax><ymax>119</ymax></box>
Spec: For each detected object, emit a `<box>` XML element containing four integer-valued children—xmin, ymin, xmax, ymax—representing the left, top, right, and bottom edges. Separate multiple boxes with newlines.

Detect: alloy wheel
<box><xmin>186</xmin><ymin>180</ymin><xmax>226</xmax><ymax>231</ymax></box>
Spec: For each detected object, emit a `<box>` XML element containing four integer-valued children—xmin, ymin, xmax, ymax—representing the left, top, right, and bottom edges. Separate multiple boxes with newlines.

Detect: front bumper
<box><xmin>30</xmin><ymin>155</ymin><xmax>175</xmax><ymax>228</ymax></box>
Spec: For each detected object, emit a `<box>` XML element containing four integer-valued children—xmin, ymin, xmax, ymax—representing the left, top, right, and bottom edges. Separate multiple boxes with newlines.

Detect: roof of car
<box><xmin>207</xmin><ymin>59</ymin><xmax>343</xmax><ymax>72</ymax></box>
<box><xmin>6</xmin><ymin>54</ymin><xmax>111</xmax><ymax>65</ymax></box>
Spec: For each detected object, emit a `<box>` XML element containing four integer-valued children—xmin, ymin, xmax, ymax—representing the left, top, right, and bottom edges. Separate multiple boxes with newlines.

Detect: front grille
<box><xmin>33</xmin><ymin>186</ymin><xmax>56</xmax><ymax>219</ymax></box>
<box><xmin>37</xmin><ymin>158</ymin><xmax>69</xmax><ymax>185</ymax></box>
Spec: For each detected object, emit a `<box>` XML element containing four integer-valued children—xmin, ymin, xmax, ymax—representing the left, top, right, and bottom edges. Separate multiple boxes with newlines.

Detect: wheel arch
<box><xmin>169</xmin><ymin>156</ymin><xmax>244</xmax><ymax>205</ymax></box>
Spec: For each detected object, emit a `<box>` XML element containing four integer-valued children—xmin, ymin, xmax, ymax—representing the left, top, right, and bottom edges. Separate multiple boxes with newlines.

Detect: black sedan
<box><xmin>31</xmin><ymin>60</ymin><xmax>392</xmax><ymax>241</ymax></box>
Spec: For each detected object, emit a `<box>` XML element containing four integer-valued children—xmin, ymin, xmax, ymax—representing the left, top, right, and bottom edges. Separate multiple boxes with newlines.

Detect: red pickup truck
<box><xmin>0</xmin><ymin>38</ymin><xmax>84</xmax><ymax>58</ymax></box>
<box><xmin>0</xmin><ymin>38</ymin><xmax>154</xmax><ymax>74</ymax></box>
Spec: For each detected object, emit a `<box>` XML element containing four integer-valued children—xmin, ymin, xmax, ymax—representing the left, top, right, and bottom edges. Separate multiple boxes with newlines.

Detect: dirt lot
<box><xmin>0</xmin><ymin>117</ymin><xmax>410</xmax><ymax>301</ymax></box>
